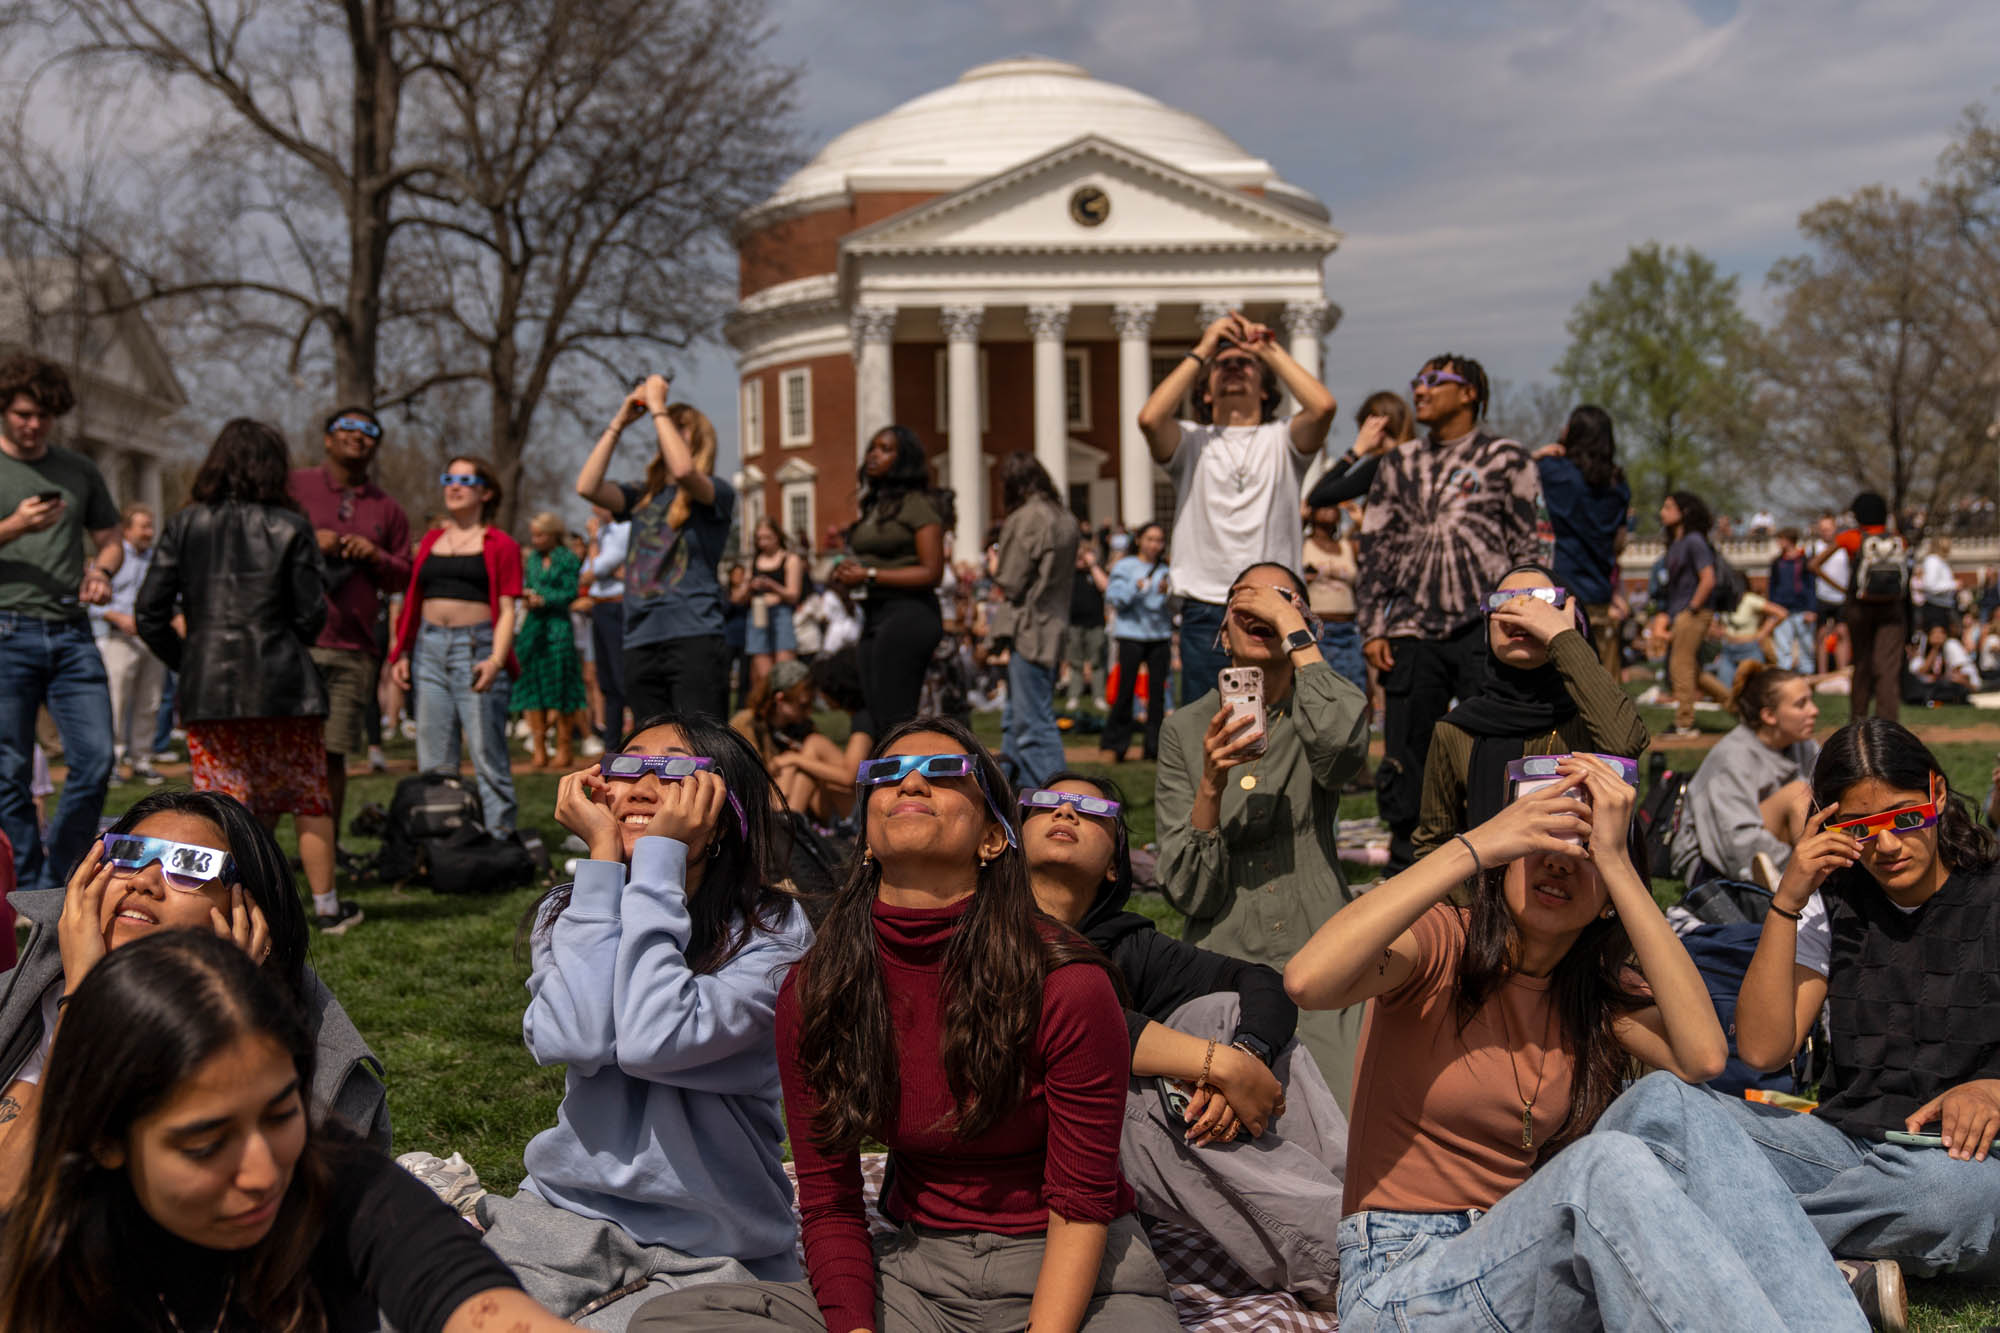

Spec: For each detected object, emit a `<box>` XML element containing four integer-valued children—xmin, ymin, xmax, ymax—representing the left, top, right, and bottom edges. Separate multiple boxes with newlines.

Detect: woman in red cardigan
<box><xmin>389</xmin><ymin>456</ymin><xmax>523</xmax><ymax>834</ymax></box>
<box><xmin>635</xmin><ymin>716</ymin><xmax>1182</xmax><ymax>1333</ymax></box>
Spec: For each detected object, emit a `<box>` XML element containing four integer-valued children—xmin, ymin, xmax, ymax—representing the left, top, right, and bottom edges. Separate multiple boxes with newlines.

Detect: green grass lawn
<box><xmin>85</xmin><ymin>693</ymin><xmax>2000</xmax><ymax>1328</ymax></box>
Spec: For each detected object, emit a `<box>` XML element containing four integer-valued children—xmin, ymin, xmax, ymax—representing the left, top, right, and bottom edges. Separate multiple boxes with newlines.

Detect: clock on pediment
<box><xmin>1068</xmin><ymin>185</ymin><xmax>1110</xmax><ymax>227</ymax></box>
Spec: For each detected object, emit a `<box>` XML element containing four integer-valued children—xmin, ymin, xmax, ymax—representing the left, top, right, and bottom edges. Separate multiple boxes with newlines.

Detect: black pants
<box><xmin>1101</xmin><ymin>637</ymin><xmax>1170</xmax><ymax>760</ymax></box>
<box><xmin>625</xmin><ymin>634</ymin><xmax>730</xmax><ymax>725</ymax></box>
<box><xmin>591</xmin><ymin>599</ymin><xmax>627</xmax><ymax>745</ymax></box>
<box><xmin>857</xmin><ymin>592</ymin><xmax>943</xmax><ymax>739</ymax></box>
<box><xmin>1378</xmin><ymin>622</ymin><xmax>1489</xmax><ymax>871</ymax></box>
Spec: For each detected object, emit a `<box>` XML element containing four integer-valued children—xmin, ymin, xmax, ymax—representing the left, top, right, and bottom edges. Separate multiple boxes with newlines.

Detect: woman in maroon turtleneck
<box><xmin>637</xmin><ymin>717</ymin><xmax>1181</xmax><ymax>1333</ymax></box>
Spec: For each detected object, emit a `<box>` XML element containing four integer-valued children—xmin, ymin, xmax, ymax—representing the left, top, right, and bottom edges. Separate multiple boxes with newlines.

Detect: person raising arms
<box><xmin>1286</xmin><ymin>756</ymin><xmax>1869</xmax><ymax>1330</ymax></box>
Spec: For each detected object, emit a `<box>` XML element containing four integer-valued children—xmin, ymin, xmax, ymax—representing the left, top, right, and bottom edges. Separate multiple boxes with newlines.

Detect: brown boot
<box><xmin>525</xmin><ymin>708</ymin><xmax>548</xmax><ymax>768</ymax></box>
<box><xmin>553</xmin><ymin>711</ymin><xmax>575</xmax><ymax>769</ymax></box>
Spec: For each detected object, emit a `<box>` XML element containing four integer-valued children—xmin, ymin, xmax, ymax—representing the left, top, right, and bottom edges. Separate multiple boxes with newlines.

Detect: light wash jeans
<box><xmin>1601</xmin><ymin>1067</ymin><xmax>2000</xmax><ymax>1279</ymax></box>
<box><xmin>1003</xmin><ymin>653</ymin><xmax>1065</xmax><ymax>788</ymax></box>
<box><xmin>1337</xmin><ymin>1074</ymin><xmax>1864</xmax><ymax>1331</ymax></box>
<box><xmin>0</xmin><ymin>613</ymin><xmax>114</xmax><ymax>889</ymax></box>
<box><xmin>1771</xmin><ymin>610</ymin><xmax>1817</xmax><ymax>673</ymax></box>
<box><xmin>414</xmin><ymin>620</ymin><xmax>517</xmax><ymax>834</ymax></box>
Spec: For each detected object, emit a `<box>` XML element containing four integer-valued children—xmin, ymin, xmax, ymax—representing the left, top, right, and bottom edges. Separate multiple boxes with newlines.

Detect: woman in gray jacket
<box><xmin>989</xmin><ymin>453</ymin><xmax>1079</xmax><ymax>788</ymax></box>
<box><xmin>1670</xmin><ymin>662</ymin><xmax>1821</xmax><ymax>887</ymax></box>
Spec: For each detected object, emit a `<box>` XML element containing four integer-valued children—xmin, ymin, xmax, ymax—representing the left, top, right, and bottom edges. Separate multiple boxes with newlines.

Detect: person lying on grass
<box><xmin>399</xmin><ymin>712</ymin><xmax>814</xmax><ymax>1330</ymax></box>
<box><xmin>1285</xmin><ymin>754</ymin><xmax>1871</xmax><ymax>1332</ymax></box>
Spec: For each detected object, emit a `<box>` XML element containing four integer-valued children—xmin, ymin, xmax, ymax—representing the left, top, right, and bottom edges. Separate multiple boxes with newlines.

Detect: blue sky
<box><xmin>683</xmin><ymin>0</ymin><xmax>2000</xmax><ymax>483</ymax></box>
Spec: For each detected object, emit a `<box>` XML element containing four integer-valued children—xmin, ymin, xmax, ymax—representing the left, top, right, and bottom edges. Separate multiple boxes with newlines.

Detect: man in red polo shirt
<box><xmin>291</xmin><ymin>407</ymin><xmax>411</xmax><ymax>872</ymax></box>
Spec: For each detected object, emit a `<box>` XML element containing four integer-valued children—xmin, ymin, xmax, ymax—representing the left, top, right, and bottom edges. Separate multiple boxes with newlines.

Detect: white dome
<box><xmin>764</xmin><ymin>57</ymin><xmax>1328</xmax><ymax>221</ymax></box>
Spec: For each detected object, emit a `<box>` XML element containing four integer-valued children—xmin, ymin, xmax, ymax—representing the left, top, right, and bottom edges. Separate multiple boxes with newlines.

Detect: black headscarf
<box><xmin>1443</xmin><ymin>563</ymin><xmax>1584</xmax><ymax>829</ymax></box>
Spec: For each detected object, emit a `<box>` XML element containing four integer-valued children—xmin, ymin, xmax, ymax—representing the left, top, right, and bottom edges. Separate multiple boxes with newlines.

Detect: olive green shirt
<box><xmin>850</xmin><ymin>492</ymin><xmax>942</xmax><ymax>570</ymax></box>
<box><xmin>1412</xmin><ymin>628</ymin><xmax>1651</xmax><ymax>862</ymax></box>
<box><xmin>0</xmin><ymin>444</ymin><xmax>118</xmax><ymax>621</ymax></box>
<box><xmin>1156</xmin><ymin>660</ymin><xmax>1371</xmax><ymax>1108</ymax></box>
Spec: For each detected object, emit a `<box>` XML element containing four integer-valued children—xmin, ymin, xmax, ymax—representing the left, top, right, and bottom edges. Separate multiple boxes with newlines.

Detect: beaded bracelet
<box><xmin>1195</xmin><ymin>1038</ymin><xmax>1216</xmax><ymax>1092</ymax></box>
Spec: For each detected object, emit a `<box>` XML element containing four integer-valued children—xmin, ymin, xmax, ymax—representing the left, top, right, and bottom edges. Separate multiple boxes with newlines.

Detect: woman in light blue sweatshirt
<box><xmin>408</xmin><ymin>712</ymin><xmax>814</xmax><ymax>1330</ymax></box>
<box><xmin>1100</xmin><ymin>522</ymin><xmax>1174</xmax><ymax>762</ymax></box>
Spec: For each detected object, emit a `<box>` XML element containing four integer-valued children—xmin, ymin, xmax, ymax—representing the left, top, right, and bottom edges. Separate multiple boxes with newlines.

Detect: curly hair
<box><xmin>0</xmin><ymin>355</ymin><xmax>76</xmax><ymax>417</ymax></box>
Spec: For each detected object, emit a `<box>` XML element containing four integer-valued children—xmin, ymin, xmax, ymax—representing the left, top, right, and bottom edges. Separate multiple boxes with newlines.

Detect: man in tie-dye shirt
<box><xmin>1356</xmin><ymin>353</ymin><xmax>1547</xmax><ymax>870</ymax></box>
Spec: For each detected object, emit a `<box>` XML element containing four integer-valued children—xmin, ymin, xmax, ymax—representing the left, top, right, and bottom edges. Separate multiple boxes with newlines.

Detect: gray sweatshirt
<box><xmin>1671</xmin><ymin>725</ymin><xmax>1819</xmax><ymax>882</ymax></box>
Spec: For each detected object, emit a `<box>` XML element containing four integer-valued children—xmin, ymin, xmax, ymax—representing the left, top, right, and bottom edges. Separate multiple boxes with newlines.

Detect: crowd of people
<box><xmin>0</xmin><ymin>317</ymin><xmax>1993</xmax><ymax>1333</ymax></box>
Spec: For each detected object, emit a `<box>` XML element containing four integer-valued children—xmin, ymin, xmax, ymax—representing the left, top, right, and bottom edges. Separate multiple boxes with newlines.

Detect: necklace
<box><xmin>1493</xmin><ymin>987</ymin><xmax>1557</xmax><ymax>1150</ymax></box>
<box><xmin>1213</xmin><ymin>424</ymin><xmax>1259</xmax><ymax>494</ymax></box>
<box><xmin>158</xmin><ymin>1274</ymin><xmax>233</xmax><ymax>1333</ymax></box>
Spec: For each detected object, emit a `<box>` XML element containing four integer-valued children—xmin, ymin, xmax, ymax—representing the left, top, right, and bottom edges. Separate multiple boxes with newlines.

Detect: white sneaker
<box><xmin>396</xmin><ymin>1150</ymin><xmax>487</xmax><ymax>1219</ymax></box>
<box><xmin>367</xmin><ymin>745</ymin><xmax>388</xmax><ymax>772</ymax></box>
<box><xmin>580</xmin><ymin>735</ymin><xmax>605</xmax><ymax>757</ymax></box>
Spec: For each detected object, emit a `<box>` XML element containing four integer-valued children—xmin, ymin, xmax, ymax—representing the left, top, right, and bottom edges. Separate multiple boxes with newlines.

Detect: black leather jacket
<box><xmin>136</xmin><ymin>501</ymin><xmax>330</xmax><ymax>722</ymax></box>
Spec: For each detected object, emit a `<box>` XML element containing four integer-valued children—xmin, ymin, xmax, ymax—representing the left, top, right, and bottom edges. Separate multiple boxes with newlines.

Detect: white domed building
<box><xmin>727</xmin><ymin>57</ymin><xmax>1341</xmax><ymax>557</ymax></box>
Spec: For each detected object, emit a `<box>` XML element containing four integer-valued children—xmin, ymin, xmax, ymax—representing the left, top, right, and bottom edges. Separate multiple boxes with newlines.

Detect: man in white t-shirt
<box><xmin>1138</xmin><ymin>310</ymin><xmax>1336</xmax><ymax>703</ymax></box>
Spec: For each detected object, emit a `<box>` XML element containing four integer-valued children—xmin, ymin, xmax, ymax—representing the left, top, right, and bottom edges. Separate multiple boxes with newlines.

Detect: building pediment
<box><xmin>839</xmin><ymin>137</ymin><xmax>1341</xmax><ymax>264</ymax></box>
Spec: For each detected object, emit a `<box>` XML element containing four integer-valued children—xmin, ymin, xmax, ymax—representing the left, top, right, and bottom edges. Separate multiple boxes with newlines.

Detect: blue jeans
<box><xmin>1178</xmin><ymin>599</ymin><xmax>1227</xmax><ymax>706</ymax></box>
<box><xmin>1771</xmin><ymin>611</ymin><xmax>1816</xmax><ymax>673</ymax></box>
<box><xmin>0</xmin><ymin>613</ymin><xmax>115</xmax><ymax>890</ymax></box>
<box><xmin>1318</xmin><ymin>620</ymin><xmax>1366</xmax><ymax>692</ymax></box>
<box><xmin>1713</xmin><ymin>638</ymin><xmax>1766</xmax><ymax>688</ymax></box>
<box><xmin>1003</xmin><ymin>654</ymin><xmax>1064</xmax><ymax>788</ymax></box>
<box><xmin>413</xmin><ymin>621</ymin><xmax>517</xmax><ymax>835</ymax></box>
<box><xmin>1338</xmin><ymin>1076</ymin><xmax>1864</xmax><ymax>1331</ymax></box>
<box><xmin>1601</xmin><ymin>1067</ymin><xmax>2000</xmax><ymax>1279</ymax></box>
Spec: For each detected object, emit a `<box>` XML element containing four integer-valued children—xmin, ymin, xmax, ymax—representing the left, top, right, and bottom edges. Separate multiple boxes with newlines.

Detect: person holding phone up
<box><xmin>1155</xmin><ymin>563</ymin><xmax>1370</xmax><ymax>1108</ymax></box>
<box><xmin>1604</xmin><ymin>717</ymin><xmax>2000</xmax><ymax>1325</ymax></box>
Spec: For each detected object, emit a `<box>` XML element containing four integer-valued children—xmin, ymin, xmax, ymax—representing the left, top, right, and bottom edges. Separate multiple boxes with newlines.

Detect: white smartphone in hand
<box><xmin>1219</xmin><ymin>667</ymin><xmax>1268</xmax><ymax>758</ymax></box>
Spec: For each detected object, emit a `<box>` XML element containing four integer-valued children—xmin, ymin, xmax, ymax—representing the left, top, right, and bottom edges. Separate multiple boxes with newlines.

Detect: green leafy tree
<box><xmin>1555</xmin><ymin>243</ymin><xmax>1762</xmax><ymax>520</ymax></box>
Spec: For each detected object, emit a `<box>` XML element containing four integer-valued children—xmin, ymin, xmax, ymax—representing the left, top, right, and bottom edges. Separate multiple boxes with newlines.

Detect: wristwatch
<box><xmin>1230</xmin><ymin>1034</ymin><xmax>1274</xmax><ymax>1067</ymax></box>
<box><xmin>865</xmin><ymin>566</ymin><xmax>879</xmax><ymax>585</ymax></box>
<box><xmin>1283</xmin><ymin>627</ymin><xmax>1316</xmax><ymax>655</ymax></box>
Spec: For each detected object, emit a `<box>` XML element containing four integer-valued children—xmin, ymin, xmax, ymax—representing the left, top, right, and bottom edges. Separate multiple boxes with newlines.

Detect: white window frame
<box><xmin>1064</xmin><ymin>348</ymin><xmax>1091</xmax><ymax>430</ymax></box>
<box><xmin>780</xmin><ymin>367</ymin><xmax>813</xmax><ymax>447</ymax></box>
<box><xmin>781</xmin><ymin>479</ymin><xmax>816</xmax><ymax>549</ymax></box>
<box><xmin>738</xmin><ymin>484</ymin><xmax>765</xmax><ymax>558</ymax></box>
<box><xmin>933</xmin><ymin>348</ymin><xmax>991</xmax><ymax>434</ymax></box>
<box><xmin>741</xmin><ymin>379</ymin><xmax>764</xmax><ymax>458</ymax></box>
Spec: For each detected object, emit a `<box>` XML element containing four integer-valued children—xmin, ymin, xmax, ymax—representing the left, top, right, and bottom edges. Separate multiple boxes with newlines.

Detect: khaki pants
<box><xmin>1668</xmin><ymin>609</ymin><xmax>1728</xmax><ymax>730</ymax></box>
<box><xmin>97</xmin><ymin>630</ymin><xmax>164</xmax><ymax>765</ymax></box>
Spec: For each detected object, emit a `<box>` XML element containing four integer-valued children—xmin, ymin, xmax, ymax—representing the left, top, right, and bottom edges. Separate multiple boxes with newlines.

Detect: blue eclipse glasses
<box><xmin>598</xmin><ymin>753</ymin><xmax>748</xmax><ymax>839</ymax></box>
<box><xmin>440</xmin><ymin>471</ymin><xmax>484</xmax><ymax>489</ymax></box>
<box><xmin>1019</xmin><ymin>788</ymin><xmax>1123</xmax><ymax>820</ymax></box>
<box><xmin>329</xmin><ymin>415</ymin><xmax>381</xmax><ymax>439</ymax></box>
<box><xmin>100</xmin><ymin>833</ymin><xmax>237</xmax><ymax>894</ymax></box>
<box><xmin>855</xmin><ymin>752</ymin><xmax>1018</xmax><ymax>848</ymax></box>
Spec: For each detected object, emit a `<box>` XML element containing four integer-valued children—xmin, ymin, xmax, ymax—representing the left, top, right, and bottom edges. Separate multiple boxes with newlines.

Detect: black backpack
<box><xmin>375</xmin><ymin>773</ymin><xmax>483</xmax><ymax>884</ymax></box>
<box><xmin>1710</xmin><ymin>549</ymin><xmax>1748</xmax><ymax>615</ymax></box>
<box><xmin>1637</xmin><ymin>758</ymin><xmax>1688</xmax><ymax>880</ymax></box>
<box><xmin>427</xmin><ymin>823</ymin><xmax>537</xmax><ymax>896</ymax></box>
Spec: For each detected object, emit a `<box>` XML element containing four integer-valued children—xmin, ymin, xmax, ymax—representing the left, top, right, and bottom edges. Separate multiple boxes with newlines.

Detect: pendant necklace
<box><xmin>158</xmin><ymin>1274</ymin><xmax>234</xmax><ymax>1333</ymax></box>
<box><xmin>1495</xmin><ymin>988</ymin><xmax>1557</xmax><ymax>1150</ymax></box>
<box><xmin>1237</xmin><ymin>700</ymin><xmax>1287</xmax><ymax>792</ymax></box>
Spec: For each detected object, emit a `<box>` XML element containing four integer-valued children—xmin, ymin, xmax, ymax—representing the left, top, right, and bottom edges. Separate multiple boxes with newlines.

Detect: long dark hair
<box><xmin>191</xmin><ymin>419</ymin><xmax>297</xmax><ymax>509</ymax></box>
<box><xmin>1665</xmin><ymin>490</ymin><xmax>1713</xmax><ymax>538</ymax></box>
<box><xmin>1000</xmin><ymin>452</ymin><xmax>1060</xmax><ymax>512</ymax></box>
<box><xmin>1038</xmin><ymin>770</ymin><xmax>1131</xmax><ymax>907</ymax></box>
<box><xmin>1559</xmin><ymin>405</ymin><xmax>1621</xmax><ymax>491</ymax></box>
<box><xmin>790</xmin><ymin>716</ymin><xmax>1114</xmax><ymax>1155</ymax></box>
<box><xmin>1810</xmin><ymin>719</ymin><xmax>1998</xmax><ymax>877</ymax></box>
<box><xmin>1455</xmin><ymin>818</ymin><xmax>1653</xmax><ymax>1159</ymax></box>
<box><xmin>97</xmin><ymin>790</ymin><xmax>311</xmax><ymax>1003</ymax></box>
<box><xmin>0</xmin><ymin>930</ymin><xmax>337</xmax><ymax>1333</ymax></box>
<box><xmin>853</xmin><ymin>425</ymin><xmax>933</xmax><ymax>527</ymax></box>
<box><xmin>531</xmin><ymin>712</ymin><xmax>796</xmax><ymax>973</ymax></box>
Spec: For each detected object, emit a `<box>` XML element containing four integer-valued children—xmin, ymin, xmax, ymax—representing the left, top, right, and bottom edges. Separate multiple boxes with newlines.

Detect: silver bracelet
<box><xmin>1453</xmin><ymin>832</ymin><xmax>1483</xmax><ymax>878</ymax></box>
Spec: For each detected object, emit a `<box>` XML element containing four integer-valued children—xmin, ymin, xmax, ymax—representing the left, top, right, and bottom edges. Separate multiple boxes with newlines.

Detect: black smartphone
<box><xmin>33</xmin><ymin>489</ymin><xmax>61</xmax><ymax>503</ymax></box>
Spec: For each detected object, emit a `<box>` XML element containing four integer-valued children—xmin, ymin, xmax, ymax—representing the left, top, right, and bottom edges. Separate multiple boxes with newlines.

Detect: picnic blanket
<box><xmin>785</xmin><ymin>1154</ymin><xmax>1339</xmax><ymax>1332</ymax></box>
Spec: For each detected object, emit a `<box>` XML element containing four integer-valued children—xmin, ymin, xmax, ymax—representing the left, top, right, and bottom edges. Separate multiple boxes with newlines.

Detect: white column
<box><xmin>139</xmin><ymin>451</ymin><xmax>165</xmax><ymax>518</ymax></box>
<box><xmin>1026</xmin><ymin>303</ymin><xmax>1070</xmax><ymax>496</ymax></box>
<box><xmin>941</xmin><ymin>304</ymin><xmax>986</xmax><ymax>561</ymax></box>
<box><xmin>1282</xmin><ymin>300</ymin><xmax>1332</xmax><ymax>389</ymax></box>
<box><xmin>1195</xmin><ymin>298</ymin><xmax>1236</xmax><ymax>336</ymax></box>
<box><xmin>850</xmin><ymin>305</ymin><xmax>898</xmax><ymax>462</ymax></box>
<box><xmin>1112</xmin><ymin>302</ymin><xmax>1157</xmax><ymax>528</ymax></box>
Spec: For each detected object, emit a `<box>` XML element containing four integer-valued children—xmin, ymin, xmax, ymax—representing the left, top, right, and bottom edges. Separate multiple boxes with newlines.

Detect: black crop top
<box><xmin>419</xmin><ymin>552</ymin><xmax>489</xmax><ymax>603</ymax></box>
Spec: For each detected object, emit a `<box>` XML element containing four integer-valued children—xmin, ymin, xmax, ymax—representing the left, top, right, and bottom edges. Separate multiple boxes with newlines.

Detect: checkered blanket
<box><xmin>786</xmin><ymin>1155</ymin><xmax>1339</xmax><ymax>1332</ymax></box>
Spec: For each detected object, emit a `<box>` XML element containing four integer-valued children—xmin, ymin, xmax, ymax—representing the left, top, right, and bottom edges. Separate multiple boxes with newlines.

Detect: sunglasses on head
<box><xmin>855</xmin><ymin>752</ymin><xmax>1018</xmax><ymax>848</ymax></box>
<box><xmin>330</xmin><ymin>416</ymin><xmax>381</xmax><ymax>439</ymax></box>
<box><xmin>1484</xmin><ymin>586</ymin><xmax>1569</xmax><ymax>612</ymax></box>
<box><xmin>1823</xmin><ymin>775</ymin><xmax>1945</xmax><ymax>844</ymax></box>
<box><xmin>1020</xmin><ymin>788</ymin><xmax>1122</xmax><ymax>820</ymax></box>
<box><xmin>598</xmin><ymin>753</ymin><xmax>748</xmax><ymax>839</ymax></box>
<box><xmin>100</xmin><ymin>833</ymin><xmax>237</xmax><ymax>894</ymax></box>
<box><xmin>440</xmin><ymin>472</ymin><xmax>483</xmax><ymax>489</ymax></box>
<box><xmin>1411</xmin><ymin>369</ymin><xmax>1470</xmax><ymax>391</ymax></box>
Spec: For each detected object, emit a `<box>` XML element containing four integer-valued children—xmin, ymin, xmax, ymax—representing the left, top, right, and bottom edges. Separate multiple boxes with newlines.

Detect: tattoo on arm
<box><xmin>0</xmin><ymin>1096</ymin><xmax>21</xmax><ymax>1125</ymax></box>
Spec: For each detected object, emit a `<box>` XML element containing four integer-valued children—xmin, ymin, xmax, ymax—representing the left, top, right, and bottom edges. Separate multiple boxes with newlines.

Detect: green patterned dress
<box><xmin>510</xmin><ymin>545</ymin><xmax>586</xmax><ymax>713</ymax></box>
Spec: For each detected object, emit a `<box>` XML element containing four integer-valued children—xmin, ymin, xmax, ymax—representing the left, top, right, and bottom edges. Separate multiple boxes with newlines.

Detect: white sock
<box><xmin>313</xmin><ymin>892</ymin><xmax>340</xmax><ymax>916</ymax></box>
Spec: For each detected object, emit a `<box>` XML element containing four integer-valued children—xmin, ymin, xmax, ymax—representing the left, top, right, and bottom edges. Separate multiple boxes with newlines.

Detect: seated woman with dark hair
<box><xmin>1611</xmin><ymin>718</ymin><xmax>2000</xmax><ymax>1323</ymax></box>
<box><xmin>731</xmin><ymin>659</ymin><xmax>855</xmax><ymax>824</ymax></box>
<box><xmin>0</xmin><ymin>788</ymin><xmax>388</xmax><ymax>1207</ymax></box>
<box><xmin>1286</xmin><ymin>757</ymin><xmax>1867</xmax><ymax>1331</ymax></box>
<box><xmin>1412</xmin><ymin>562</ymin><xmax>1648</xmax><ymax>862</ymax></box>
<box><xmin>0</xmin><ymin>929</ymin><xmax>572</xmax><ymax>1332</ymax></box>
<box><xmin>637</xmin><ymin>717</ymin><xmax>1180</xmax><ymax>1332</ymax></box>
<box><xmin>1023</xmin><ymin>770</ymin><xmax>1348</xmax><ymax>1308</ymax></box>
<box><xmin>400</xmin><ymin>713</ymin><xmax>814</xmax><ymax>1328</ymax></box>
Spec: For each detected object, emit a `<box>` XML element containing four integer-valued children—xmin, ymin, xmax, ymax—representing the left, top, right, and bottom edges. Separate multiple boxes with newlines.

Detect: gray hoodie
<box><xmin>1670</xmin><ymin>725</ymin><xmax>1819</xmax><ymax>883</ymax></box>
